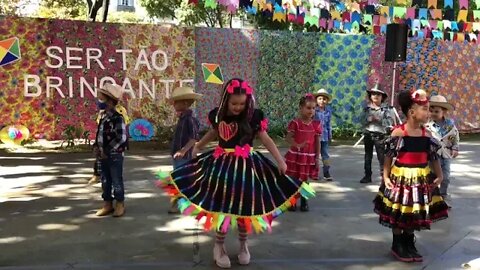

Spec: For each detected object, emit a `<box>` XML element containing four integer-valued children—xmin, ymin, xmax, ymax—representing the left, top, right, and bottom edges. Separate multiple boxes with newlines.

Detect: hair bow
<box><xmin>226</xmin><ymin>80</ymin><xmax>253</xmax><ymax>95</ymax></box>
<box><xmin>305</xmin><ymin>93</ymin><xmax>314</xmax><ymax>98</ymax></box>
<box><xmin>410</xmin><ymin>89</ymin><xmax>428</xmax><ymax>105</ymax></box>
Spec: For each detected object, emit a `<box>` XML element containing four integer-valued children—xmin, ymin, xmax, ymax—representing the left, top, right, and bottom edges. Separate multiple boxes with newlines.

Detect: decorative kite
<box><xmin>129</xmin><ymin>119</ymin><xmax>155</xmax><ymax>141</ymax></box>
<box><xmin>0</xmin><ymin>125</ymin><xmax>30</xmax><ymax>145</ymax></box>
<box><xmin>202</xmin><ymin>63</ymin><xmax>224</xmax><ymax>84</ymax></box>
<box><xmin>0</xmin><ymin>37</ymin><xmax>21</xmax><ymax>67</ymax></box>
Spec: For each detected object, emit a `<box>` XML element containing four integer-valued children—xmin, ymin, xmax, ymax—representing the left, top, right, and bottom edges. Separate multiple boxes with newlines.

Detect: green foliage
<box><xmin>37</xmin><ymin>0</ymin><xmax>88</xmax><ymax>19</ymax></box>
<box><xmin>108</xmin><ymin>11</ymin><xmax>144</xmax><ymax>23</ymax></box>
<box><xmin>140</xmin><ymin>0</ymin><xmax>233</xmax><ymax>27</ymax></box>
<box><xmin>62</xmin><ymin>125</ymin><xmax>88</xmax><ymax>148</ymax></box>
<box><xmin>0</xmin><ymin>0</ymin><xmax>23</xmax><ymax>15</ymax></box>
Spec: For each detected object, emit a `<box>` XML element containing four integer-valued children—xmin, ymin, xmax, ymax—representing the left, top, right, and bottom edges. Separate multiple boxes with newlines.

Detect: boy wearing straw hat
<box><xmin>167</xmin><ymin>86</ymin><xmax>202</xmax><ymax>214</ymax></box>
<box><xmin>359</xmin><ymin>83</ymin><xmax>395</xmax><ymax>184</ymax></box>
<box><xmin>425</xmin><ymin>94</ymin><xmax>459</xmax><ymax>206</ymax></box>
<box><xmin>94</xmin><ymin>83</ymin><xmax>128</xmax><ymax>217</ymax></box>
<box><xmin>313</xmin><ymin>89</ymin><xmax>334</xmax><ymax>181</ymax></box>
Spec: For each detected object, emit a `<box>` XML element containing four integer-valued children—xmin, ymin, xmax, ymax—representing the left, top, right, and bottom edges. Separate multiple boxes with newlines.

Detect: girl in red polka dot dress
<box><xmin>285</xmin><ymin>94</ymin><xmax>322</xmax><ymax>212</ymax></box>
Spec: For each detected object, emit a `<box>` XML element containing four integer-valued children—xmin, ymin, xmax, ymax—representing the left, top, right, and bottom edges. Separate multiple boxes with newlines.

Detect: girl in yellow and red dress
<box><xmin>157</xmin><ymin>78</ymin><xmax>315</xmax><ymax>269</ymax></box>
<box><xmin>285</xmin><ymin>94</ymin><xmax>322</xmax><ymax>212</ymax></box>
<box><xmin>374</xmin><ymin>89</ymin><xmax>449</xmax><ymax>263</ymax></box>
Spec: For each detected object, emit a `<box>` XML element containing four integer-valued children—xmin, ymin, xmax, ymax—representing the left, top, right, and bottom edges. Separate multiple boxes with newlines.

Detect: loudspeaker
<box><xmin>385</xmin><ymin>24</ymin><xmax>408</xmax><ymax>62</ymax></box>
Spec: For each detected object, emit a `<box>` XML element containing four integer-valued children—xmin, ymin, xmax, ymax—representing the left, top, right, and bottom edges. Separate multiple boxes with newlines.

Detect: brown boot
<box><xmin>113</xmin><ymin>201</ymin><xmax>125</xmax><ymax>217</ymax></box>
<box><xmin>95</xmin><ymin>201</ymin><xmax>114</xmax><ymax>216</ymax></box>
<box><xmin>88</xmin><ymin>175</ymin><xmax>100</xmax><ymax>185</ymax></box>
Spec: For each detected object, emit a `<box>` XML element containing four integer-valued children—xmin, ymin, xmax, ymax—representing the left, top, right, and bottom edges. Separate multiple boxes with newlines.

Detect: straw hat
<box><xmin>97</xmin><ymin>83</ymin><xmax>124</xmax><ymax>101</ymax></box>
<box><xmin>169</xmin><ymin>87</ymin><xmax>203</xmax><ymax>101</ymax></box>
<box><xmin>429</xmin><ymin>95</ymin><xmax>454</xmax><ymax>111</ymax></box>
<box><xmin>367</xmin><ymin>83</ymin><xmax>388</xmax><ymax>99</ymax></box>
<box><xmin>313</xmin><ymin>88</ymin><xmax>332</xmax><ymax>101</ymax></box>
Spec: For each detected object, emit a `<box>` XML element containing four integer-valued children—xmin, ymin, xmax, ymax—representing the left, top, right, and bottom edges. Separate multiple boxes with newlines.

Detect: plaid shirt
<box><xmin>425</xmin><ymin>118</ymin><xmax>459</xmax><ymax>158</ymax></box>
<box><xmin>360</xmin><ymin>104</ymin><xmax>395</xmax><ymax>134</ymax></box>
<box><xmin>314</xmin><ymin>106</ymin><xmax>332</xmax><ymax>142</ymax></box>
<box><xmin>171</xmin><ymin>110</ymin><xmax>200</xmax><ymax>159</ymax></box>
<box><xmin>96</xmin><ymin>110</ymin><xmax>127</xmax><ymax>155</ymax></box>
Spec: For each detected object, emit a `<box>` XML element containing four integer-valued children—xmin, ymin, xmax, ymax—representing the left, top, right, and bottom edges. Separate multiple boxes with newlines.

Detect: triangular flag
<box><xmin>444</xmin><ymin>0</ymin><xmax>453</xmax><ymax>8</ymax></box>
<box><xmin>457</xmin><ymin>9</ymin><xmax>468</xmax><ymax>22</ymax></box>
<box><xmin>437</xmin><ymin>20</ymin><xmax>444</xmax><ymax>30</ymax></box>
<box><xmin>380</xmin><ymin>6</ymin><xmax>389</xmax><ymax>16</ymax></box>
<box><xmin>363</xmin><ymin>14</ymin><xmax>373</xmax><ymax>25</ymax></box>
<box><xmin>428</xmin><ymin>0</ymin><xmax>437</xmax><ymax>8</ymax></box>
<box><xmin>419</xmin><ymin>8</ymin><xmax>428</xmax><ymax>20</ymax></box>
<box><xmin>331</xmin><ymin>10</ymin><xmax>341</xmax><ymax>20</ymax></box>
<box><xmin>476</xmin><ymin>0</ymin><xmax>480</xmax><ymax>8</ymax></box>
<box><xmin>459</xmin><ymin>0</ymin><xmax>468</xmax><ymax>9</ymax></box>
<box><xmin>407</xmin><ymin>8</ymin><xmax>416</xmax><ymax>19</ymax></box>
<box><xmin>273</xmin><ymin>12</ymin><xmax>286</xmax><ymax>21</ymax></box>
<box><xmin>205</xmin><ymin>0</ymin><xmax>218</xmax><ymax>8</ymax></box>
<box><xmin>457</xmin><ymin>33</ymin><xmax>465</xmax><ymax>41</ymax></box>
<box><xmin>393</xmin><ymin>7</ymin><xmax>407</xmax><ymax>19</ymax></box>
<box><xmin>473</xmin><ymin>10</ymin><xmax>480</xmax><ymax>20</ymax></box>
<box><xmin>430</xmin><ymin>9</ymin><xmax>442</xmax><ymax>19</ymax></box>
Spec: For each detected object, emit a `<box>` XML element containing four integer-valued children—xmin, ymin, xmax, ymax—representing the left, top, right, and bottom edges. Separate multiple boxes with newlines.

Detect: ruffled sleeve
<box><xmin>208</xmin><ymin>108</ymin><xmax>219</xmax><ymax>129</ymax></box>
<box><xmin>428</xmin><ymin>137</ymin><xmax>441</xmax><ymax>161</ymax></box>
<box><xmin>384</xmin><ymin>136</ymin><xmax>403</xmax><ymax>158</ymax></box>
<box><xmin>287</xmin><ymin>120</ymin><xmax>298</xmax><ymax>134</ymax></box>
<box><xmin>251</xmin><ymin>109</ymin><xmax>268</xmax><ymax>133</ymax></box>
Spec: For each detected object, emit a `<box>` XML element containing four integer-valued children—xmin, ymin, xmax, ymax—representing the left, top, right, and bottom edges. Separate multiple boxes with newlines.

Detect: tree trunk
<box><xmin>87</xmin><ymin>0</ymin><xmax>103</xmax><ymax>22</ymax></box>
<box><xmin>216</xmin><ymin>7</ymin><xmax>223</xmax><ymax>28</ymax></box>
<box><xmin>229</xmin><ymin>13</ymin><xmax>233</xmax><ymax>28</ymax></box>
<box><xmin>101</xmin><ymin>0</ymin><xmax>110</xmax><ymax>22</ymax></box>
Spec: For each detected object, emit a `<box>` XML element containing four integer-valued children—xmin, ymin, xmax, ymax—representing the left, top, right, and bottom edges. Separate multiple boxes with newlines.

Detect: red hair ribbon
<box><xmin>226</xmin><ymin>80</ymin><xmax>253</xmax><ymax>95</ymax></box>
<box><xmin>410</xmin><ymin>89</ymin><xmax>429</xmax><ymax>105</ymax></box>
<box><xmin>305</xmin><ymin>93</ymin><xmax>314</xmax><ymax>98</ymax></box>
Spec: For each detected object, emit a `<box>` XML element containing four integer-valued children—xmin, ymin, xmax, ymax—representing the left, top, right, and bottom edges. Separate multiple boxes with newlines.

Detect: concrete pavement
<box><xmin>1</xmin><ymin>143</ymin><xmax>479</xmax><ymax>270</ymax></box>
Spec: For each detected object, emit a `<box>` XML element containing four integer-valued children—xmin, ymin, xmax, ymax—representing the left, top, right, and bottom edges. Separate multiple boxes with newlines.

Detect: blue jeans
<box><xmin>101</xmin><ymin>153</ymin><xmax>125</xmax><ymax>202</ymax></box>
<box><xmin>320</xmin><ymin>141</ymin><xmax>331</xmax><ymax>175</ymax></box>
<box><xmin>439</xmin><ymin>157</ymin><xmax>451</xmax><ymax>196</ymax></box>
<box><xmin>173</xmin><ymin>158</ymin><xmax>189</xmax><ymax>170</ymax></box>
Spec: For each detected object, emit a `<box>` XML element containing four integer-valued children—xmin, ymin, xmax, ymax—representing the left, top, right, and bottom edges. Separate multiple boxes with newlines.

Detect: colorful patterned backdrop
<box><xmin>398</xmin><ymin>38</ymin><xmax>441</xmax><ymax>96</ymax></box>
<box><xmin>256</xmin><ymin>31</ymin><xmax>319</xmax><ymax>132</ymax></box>
<box><xmin>313</xmin><ymin>34</ymin><xmax>375</xmax><ymax>127</ymax></box>
<box><xmin>436</xmin><ymin>41</ymin><xmax>480</xmax><ymax>131</ymax></box>
<box><xmin>1</xmin><ymin>17</ymin><xmax>480</xmax><ymax>140</ymax></box>
<box><xmin>0</xmin><ymin>17</ymin><xmax>194</xmax><ymax>140</ymax></box>
<box><xmin>195</xmin><ymin>28</ymin><xmax>259</xmax><ymax>127</ymax></box>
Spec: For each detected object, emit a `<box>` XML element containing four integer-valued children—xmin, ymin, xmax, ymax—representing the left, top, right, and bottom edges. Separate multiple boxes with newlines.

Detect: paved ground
<box><xmin>1</xmin><ymin>143</ymin><xmax>479</xmax><ymax>270</ymax></box>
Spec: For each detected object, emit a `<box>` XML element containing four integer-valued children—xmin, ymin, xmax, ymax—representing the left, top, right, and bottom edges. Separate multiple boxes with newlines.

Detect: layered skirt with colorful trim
<box><xmin>373</xmin><ymin>164</ymin><xmax>449</xmax><ymax>230</ymax></box>
<box><xmin>156</xmin><ymin>146</ymin><xmax>315</xmax><ymax>234</ymax></box>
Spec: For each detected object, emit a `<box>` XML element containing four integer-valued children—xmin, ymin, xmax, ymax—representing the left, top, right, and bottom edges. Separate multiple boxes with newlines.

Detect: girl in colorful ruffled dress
<box><xmin>285</xmin><ymin>94</ymin><xmax>322</xmax><ymax>212</ymax></box>
<box><xmin>373</xmin><ymin>89</ymin><xmax>449</xmax><ymax>263</ymax></box>
<box><xmin>157</xmin><ymin>78</ymin><xmax>314</xmax><ymax>268</ymax></box>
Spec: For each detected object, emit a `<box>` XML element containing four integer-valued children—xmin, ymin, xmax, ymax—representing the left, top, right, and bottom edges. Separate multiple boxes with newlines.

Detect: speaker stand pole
<box><xmin>390</xmin><ymin>62</ymin><xmax>403</xmax><ymax>126</ymax></box>
<box><xmin>391</xmin><ymin>62</ymin><xmax>396</xmax><ymax>107</ymax></box>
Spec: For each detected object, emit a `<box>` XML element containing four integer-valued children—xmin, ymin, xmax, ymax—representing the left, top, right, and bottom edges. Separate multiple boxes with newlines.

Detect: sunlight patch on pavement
<box><xmin>173</xmin><ymin>235</ymin><xmax>212</xmax><ymax>245</ymax></box>
<box><xmin>126</xmin><ymin>192</ymin><xmax>157</xmax><ymax>199</ymax></box>
<box><xmin>348</xmin><ymin>233</ymin><xmax>384</xmax><ymax>242</ymax></box>
<box><xmin>0</xmin><ymin>236</ymin><xmax>26</xmax><ymax>244</ymax></box>
<box><xmin>155</xmin><ymin>216</ymin><xmax>200</xmax><ymax>232</ymax></box>
<box><xmin>43</xmin><ymin>206</ymin><xmax>72</xmax><ymax>213</ymax></box>
<box><xmin>37</xmin><ymin>223</ymin><xmax>80</xmax><ymax>231</ymax></box>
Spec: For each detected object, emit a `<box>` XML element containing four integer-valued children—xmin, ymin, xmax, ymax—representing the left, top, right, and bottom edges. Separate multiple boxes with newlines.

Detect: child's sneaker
<box><xmin>324</xmin><ymin>171</ymin><xmax>333</xmax><ymax>181</ymax></box>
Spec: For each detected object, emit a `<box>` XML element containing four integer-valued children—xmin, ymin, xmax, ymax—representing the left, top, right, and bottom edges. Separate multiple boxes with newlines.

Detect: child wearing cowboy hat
<box><xmin>313</xmin><ymin>89</ymin><xmax>334</xmax><ymax>181</ymax></box>
<box><xmin>94</xmin><ymin>83</ymin><xmax>128</xmax><ymax>217</ymax></box>
<box><xmin>425</xmin><ymin>94</ymin><xmax>459</xmax><ymax>207</ymax></box>
<box><xmin>359</xmin><ymin>83</ymin><xmax>396</xmax><ymax>184</ymax></box>
<box><xmin>167</xmin><ymin>86</ymin><xmax>202</xmax><ymax>214</ymax></box>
